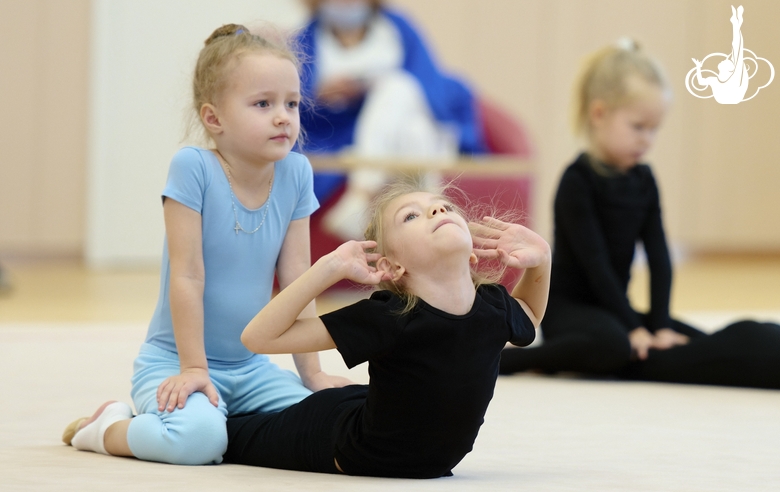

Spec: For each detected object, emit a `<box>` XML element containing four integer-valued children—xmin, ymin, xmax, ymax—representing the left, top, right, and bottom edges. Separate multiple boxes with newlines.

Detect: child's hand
<box><xmin>156</xmin><ymin>368</ymin><xmax>220</xmax><ymax>412</ymax></box>
<box><xmin>331</xmin><ymin>240</ymin><xmax>390</xmax><ymax>285</ymax></box>
<box><xmin>302</xmin><ymin>370</ymin><xmax>354</xmax><ymax>392</ymax></box>
<box><xmin>471</xmin><ymin>217</ymin><xmax>550</xmax><ymax>270</ymax></box>
<box><xmin>317</xmin><ymin>76</ymin><xmax>366</xmax><ymax>108</ymax></box>
<box><xmin>628</xmin><ymin>327</ymin><xmax>655</xmax><ymax>360</ymax></box>
<box><xmin>652</xmin><ymin>328</ymin><xmax>690</xmax><ymax>350</ymax></box>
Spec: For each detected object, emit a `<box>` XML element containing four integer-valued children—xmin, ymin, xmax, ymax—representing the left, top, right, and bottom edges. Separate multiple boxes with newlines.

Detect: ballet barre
<box><xmin>307</xmin><ymin>155</ymin><xmax>534</xmax><ymax>177</ymax></box>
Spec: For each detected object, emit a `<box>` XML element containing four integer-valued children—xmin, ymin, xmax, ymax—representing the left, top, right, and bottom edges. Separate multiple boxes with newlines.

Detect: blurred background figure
<box><xmin>297</xmin><ymin>0</ymin><xmax>487</xmax><ymax>240</ymax></box>
<box><xmin>498</xmin><ymin>40</ymin><xmax>780</xmax><ymax>389</ymax></box>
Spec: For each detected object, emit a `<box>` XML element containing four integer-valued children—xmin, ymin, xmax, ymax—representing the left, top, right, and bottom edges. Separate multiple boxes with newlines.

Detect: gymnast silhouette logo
<box><xmin>685</xmin><ymin>5</ymin><xmax>774</xmax><ymax>104</ymax></box>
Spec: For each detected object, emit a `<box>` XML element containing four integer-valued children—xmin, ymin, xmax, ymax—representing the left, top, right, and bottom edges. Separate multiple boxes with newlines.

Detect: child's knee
<box><xmin>723</xmin><ymin>320</ymin><xmax>780</xmax><ymax>354</ymax></box>
<box><xmin>170</xmin><ymin>424</ymin><xmax>227</xmax><ymax>465</ymax></box>
<box><xmin>130</xmin><ymin>393</ymin><xmax>228</xmax><ymax>465</ymax></box>
<box><xmin>165</xmin><ymin>395</ymin><xmax>227</xmax><ymax>464</ymax></box>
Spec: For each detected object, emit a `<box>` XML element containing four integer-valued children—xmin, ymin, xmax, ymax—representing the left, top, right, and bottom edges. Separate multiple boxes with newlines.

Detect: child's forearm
<box><xmin>511</xmin><ymin>252</ymin><xmax>551</xmax><ymax>328</ymax></box>
<box><xmin>291</xmin><ymin>299</ymin><xmax>325</xmax><ymax>378</ymax></box>
<box><xmin>293</xmin><ymin>352</ymin><xmax>323</xmax><ymax>375</ymax></box>
<box><xmin>170</xmin><ymin>275</ymin><xmax>209</xmax><ymax>371</ymax></box>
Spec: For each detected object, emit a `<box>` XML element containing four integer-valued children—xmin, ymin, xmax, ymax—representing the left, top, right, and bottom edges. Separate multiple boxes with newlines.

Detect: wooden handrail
<box><xmin>307</xmin><ymin>155</ymin><xmax>534</xmax><ymax>177</ymax></box>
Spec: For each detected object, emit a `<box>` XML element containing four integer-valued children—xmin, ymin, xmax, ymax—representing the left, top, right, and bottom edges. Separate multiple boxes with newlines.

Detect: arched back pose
<box><xmin>223</xmin><ymin>176</ymin><xmax>550</xmax><ymax>478</ymax></box>
<box><xmin>62</xmin><ymin>24</ymin><xmax>350</xmax><ymax>465</ymax></box>
<box><xmin>499</xmin><ymin>40</ymin><xmax>780</xmax><ymax>389</ymax></box>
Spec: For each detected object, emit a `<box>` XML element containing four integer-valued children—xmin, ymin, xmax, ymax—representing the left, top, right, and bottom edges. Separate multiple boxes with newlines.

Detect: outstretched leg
<box><xmin>224</xmin><ymin>385</ymin><xmax>367</xmax><ymax>473</ymax></box>
<box><xmin>621</xmin><ymin>320</ymin><xmax>780</xmax><ymax>389</ymax></box>
<box><xmin>500</xmin><ymin>297</ymin><xmax>631</xmax><ymax>375</ymax></box>
<box><xmin>729</xmin><ymin>5</ymin><xmax>744</xmax><ymax>65</ymax></box>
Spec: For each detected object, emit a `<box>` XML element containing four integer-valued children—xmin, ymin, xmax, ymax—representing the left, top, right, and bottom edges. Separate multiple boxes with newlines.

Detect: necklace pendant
<box><xmin>219</xmin><ymin>152</ymin><xmax>273</xmax><ymax>236</ymax></box>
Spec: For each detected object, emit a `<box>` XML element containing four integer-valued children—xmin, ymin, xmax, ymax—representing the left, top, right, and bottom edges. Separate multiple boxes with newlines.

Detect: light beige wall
<box><xmin>681</xmin><ymin>0</ymin><xmax>780</xmax><ymax>251</ymax></box>
<box><xmin>1</xmin><ymin>0</ymin><xmax>778</xmax><ymax>260</ymax></box>
<box><xmin>393</xmin><ymin>0</ymin><xmax>780</xmax><ymax>252</ymax></box>
<box><xmin>84</xmin><ymin>0</ymin><xmax>308</xmax><ymax>266</ymax></box>
<box><xmin>0</xmin><ymin>0</ymin><xmax>90</xmax><ymax>256</ymax></box>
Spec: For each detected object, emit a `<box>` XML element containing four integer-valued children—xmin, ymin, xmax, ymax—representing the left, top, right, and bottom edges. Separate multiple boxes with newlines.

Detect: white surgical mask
<box><xmin>319</xmin><ymin>1</ymin><xmax>373</xmax><ymax>31</ymax></box>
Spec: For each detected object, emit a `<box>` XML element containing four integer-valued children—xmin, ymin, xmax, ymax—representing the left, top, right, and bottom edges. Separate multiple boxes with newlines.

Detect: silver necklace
<box><xmin>217</xmin><ymin>152</ymin><xmax>274</xmax><ymax>235</ymax></box>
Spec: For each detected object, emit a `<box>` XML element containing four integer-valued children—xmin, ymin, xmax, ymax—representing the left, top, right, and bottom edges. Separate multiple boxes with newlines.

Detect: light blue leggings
<box><xmin>127</xmin><ymin>343</ymin><xmax>311</xmax><ymax>465</ymax></box>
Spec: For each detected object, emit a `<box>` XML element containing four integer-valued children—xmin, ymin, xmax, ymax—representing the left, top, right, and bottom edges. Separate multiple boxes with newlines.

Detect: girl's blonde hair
<box><xmin>185</xmin><ymin>23</ymin><xmax>301</xmax><ymax>145</ymax></box>
<box><xmin>364</xmin><ymin>174</ymin><xmax>512</xmax><ymax>314</ymax></box>
<box><xmin>572</xmin><ymin>39</ymin><xmax>669</xmax><ymax>136</ymax></box>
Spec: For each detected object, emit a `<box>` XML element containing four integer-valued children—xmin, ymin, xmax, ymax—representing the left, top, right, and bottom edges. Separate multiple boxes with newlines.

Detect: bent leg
<box><xmin>353</xmin><ymin>70</ymin><xmax>458</xmax><ymax>159</ymax></box>
<box><xmin>623</xmin><ymin>321</ymin><xmax>780</xmax><ymax>389</ymax></box>
<box><xmin>128</xmin><ymin>393</ymin><xmax>227</xmax><ymax>465</ymax></box>
<box><xmin>128</xmin><ymin>344</ymin><xmax>228</xmax><ymax>465</ymax></box>
<box><xmin>500</xmin><ymin>298</ymin><xmax>631</xmax><ymax>375</ymax></box>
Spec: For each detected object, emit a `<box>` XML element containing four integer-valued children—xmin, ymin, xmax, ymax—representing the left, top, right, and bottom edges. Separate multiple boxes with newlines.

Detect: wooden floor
<box><xmin>1</xmin><ymin>254</ymin><xmax>779</xmax><ymax>324</ymax></box>
<box><xmin>2</xmin><ymin>254</ymin><xmax>779</xmax><ymax>491</ymax></box>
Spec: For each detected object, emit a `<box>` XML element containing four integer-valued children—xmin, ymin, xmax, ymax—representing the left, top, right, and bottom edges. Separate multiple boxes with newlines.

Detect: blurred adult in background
<box><xmin>297</xmin><ymin>0</ymin><xmax>486</xmax><ymax>239</ymax></box>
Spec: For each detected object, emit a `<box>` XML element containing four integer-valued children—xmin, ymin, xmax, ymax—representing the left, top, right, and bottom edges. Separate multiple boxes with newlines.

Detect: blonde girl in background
<box><xmin>500</xmin><ymin>40</ymin><xmax>780</xmax><ymax>389</ymax></box>
<box><xmin>62</xmin><ymin>24</ymin><xmax>351</xmax><ymax>465</ymax></box>
<box><xmin>221</xmin><ymin>176</ymin><xmax>549</xmax><ymax>478</ymax></box>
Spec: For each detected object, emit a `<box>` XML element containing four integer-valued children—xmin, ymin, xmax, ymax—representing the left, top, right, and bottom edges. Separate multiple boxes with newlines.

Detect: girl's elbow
<box><xmin>240</xmin><ymin>331</ymin><xmax>264</xmax><ymax>354</ymax></box>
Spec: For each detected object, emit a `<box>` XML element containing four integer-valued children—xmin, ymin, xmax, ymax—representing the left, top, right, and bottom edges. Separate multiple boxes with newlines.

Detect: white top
<box><xmin>315</xmin><ymin>13</ymin><xmax>404</xmax><ymax>86</ymax></box>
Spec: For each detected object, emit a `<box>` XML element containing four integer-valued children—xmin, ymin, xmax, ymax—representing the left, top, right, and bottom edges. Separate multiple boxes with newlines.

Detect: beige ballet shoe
<box><xmin>62</xmin><ymin>417</ymin><xmax>88</xmax><ymax>445</ymax></box>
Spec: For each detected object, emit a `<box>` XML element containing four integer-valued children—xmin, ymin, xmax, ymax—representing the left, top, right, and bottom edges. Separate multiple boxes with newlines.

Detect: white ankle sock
<box><xmin>71</xmin><ymin>402</ymin><xmax>133</xmax><ymax>455</ymax></box>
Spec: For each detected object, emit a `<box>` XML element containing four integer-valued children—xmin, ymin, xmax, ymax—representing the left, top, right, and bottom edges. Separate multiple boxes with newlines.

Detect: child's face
<box><xmin>215</xmin><ymin>53</ymin><xmax>301</xmax><ymax>164</ymax></box>
<box><xmin>590</xmin><ymin>81</ymin><xmax>668</xmax><ymax>171</ymax></box>
<box><xmin>381</xmin><ymin>192</ymin><xmax>473</xmax><ymax>271</ymax></box>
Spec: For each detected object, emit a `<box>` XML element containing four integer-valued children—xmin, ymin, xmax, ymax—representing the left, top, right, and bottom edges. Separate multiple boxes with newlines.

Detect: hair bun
<box><xmin>204</xmin><ymin>24</ymin><xmax>249</xmax><ymax>46</ymax></box>
<box><xmin>615</xmin><ymin>37</ymin><xmax>640</xmax><ymax>52</ymax></box>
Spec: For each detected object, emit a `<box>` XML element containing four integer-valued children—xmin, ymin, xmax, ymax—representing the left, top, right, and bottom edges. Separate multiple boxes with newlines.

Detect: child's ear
<box><xmin>200</xmin><ymin>103</ymin><xmax>223</xmax><ymax>135</ymax></box>
<box><xmin>376</xmin><ymin>257</ymin><xmax>405</xmax><ymax>282</ymax></box>
<box><xmin>469</xmin><ymin>252</ymin><xmax>478</xmax><ymax>265</ymax></box>
<box><xmin>589</xmin><ymin>99</ymin><xmax>608</xmax><ymax>126</ymax></box>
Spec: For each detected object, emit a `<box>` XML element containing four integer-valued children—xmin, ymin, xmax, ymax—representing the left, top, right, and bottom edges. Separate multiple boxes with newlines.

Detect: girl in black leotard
<box><xmin>499</xmin><ymin>40</ymin><xmax>780</xmax><ymax>389</ymax></box>
<box><xmin>225</xmin><ymin>176</ymin><xmax>550</xmax><ymax>477</ymax></box>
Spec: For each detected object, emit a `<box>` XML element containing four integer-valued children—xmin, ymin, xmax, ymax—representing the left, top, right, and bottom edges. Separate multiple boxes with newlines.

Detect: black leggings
<box><xmin>223</xmin><ymin>385</ymin><xmax>367</xmax><ymax>474</ymax></box>
<box><xmin>499</xmin><ymin>296</ymin><xmax>780</xmax><ymax>389</ymax></box>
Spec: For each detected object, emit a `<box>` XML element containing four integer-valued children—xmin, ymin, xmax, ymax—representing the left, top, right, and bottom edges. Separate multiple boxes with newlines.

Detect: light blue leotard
<box><xmin>127</xmin><ymin>147</ymin><xmax>319</xmax><ymax>465</ymax></box>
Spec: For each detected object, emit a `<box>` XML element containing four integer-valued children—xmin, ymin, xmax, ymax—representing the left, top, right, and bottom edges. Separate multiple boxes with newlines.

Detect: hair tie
<box><xmin>235</xmin><ymin>29</ymin><xmax>245</xmax><ymax>35</ymax></box>
<box><xmin>615</xmin><ymin>37</ymin><xmax>639</xmax><ymax>51</ymax></box>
